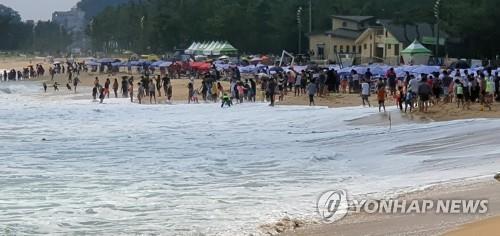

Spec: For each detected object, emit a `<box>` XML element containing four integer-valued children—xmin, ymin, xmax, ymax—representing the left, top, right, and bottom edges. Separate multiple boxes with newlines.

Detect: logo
<box><xmin>316</xmin><ymin>189</ymin><xmax>348</xmax><ymax>223</ymax></box>
<box><xmin>316</xmin><ymin>189</ymin><xmax>489</xmax><ymax>224</ymax></box>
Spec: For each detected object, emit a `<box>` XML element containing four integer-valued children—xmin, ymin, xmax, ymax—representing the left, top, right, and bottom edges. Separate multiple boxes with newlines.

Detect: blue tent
<box><xmin>97</xmin><ymin>58</ymin><xmax>119</xmax><ymax>64</ymax></box>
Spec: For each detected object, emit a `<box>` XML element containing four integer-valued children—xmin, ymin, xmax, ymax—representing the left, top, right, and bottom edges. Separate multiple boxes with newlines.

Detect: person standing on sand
<box><xmin>294</xmin><ymin>72</ymin><xmax>302</xmax><ymax>96</ymax></box>
<box><xmin>129</xmin><ymin>81</ymin><xmax>134</xmax><ymax>103</ymax></box>
<box><xmin>250</xmin><ymin>78</ymin><xmax>257</xmax><ymax>102</ymax></box>
<box><xmin>104</xmin><ymin>78</ymin><xmax>111</xmax><ymax>98</ymax></box>
<box><xmin>454</xmin><ymin>79</ymin><xmax>465</xmax><ymax>109</ymax></box>
<box><xmin>73</xmin><ymin>77</ymin><xmax>80</xmax><ymax>93</ymax></box>
<box><xmin>162</xmin><ymin>76</ymin><xmax>170</xmax><ymax>98</ymax></box>
<box><xmin>188</xmin><ymin>82</ymin><xmax>194</xmax><ymax>104</ymax></box>
<box><xmin>148</xmin><ymin>79</ymin><xmax>156</xmax><ymax>104</ymax></box>
<box><xmin>112</xmin><ymin>79</ymin><xmax>119</xmax><ymax>98</ymax></box>
<box><xmin>166</xmin><ymin>83</ymin><xmax>173</xmax><ymax>103</ymax></box>
<box><xmin>155</xmin><ymin>75</ymin><xmax>162</xmax><ymax>97</ymax></box>
<box><xmin>396</xmin><ymin>86</ymin><xmax>404</xmax><ymax>111</ymax></box>
<box><xmin>137</xmin><ymin>82</ymin><xmax>145</xmax><ymax>104</ymax></box>
<box><xmin>307</xmin><ymin>79</ymin><xmax>317</xmax><ymax>106</ymax></box>
<box><xmin>418</xmin><ymin>76</ymin><xmax>432</xmax><ymax>112</ymax></box>
<box><xmin>361</xmin><ymin>79</ymin><xmax>371</xmax><ymax>107</ymax></box>
<box><xmin>121</xmin><ymin>77</ymin><xmax>129</xmax><ymax>98</ymax></box>
<box><xmin>377</xmin><ymin>85</ymin><xmax>386</xmax><ymax>112</ymax></box>
<box><xmin>268</xmin><ymin>78</ymin><xmax>277</xmax><ymax>106</ymax></box>
<box><xmin>261</xmin><ymin>77</ymin><xmax>268</xmax><ymax>102</ymax></box>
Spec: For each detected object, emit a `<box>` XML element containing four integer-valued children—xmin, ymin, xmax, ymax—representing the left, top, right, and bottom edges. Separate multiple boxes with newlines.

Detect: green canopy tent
<box><xmin>401</xmin><ymin>40</ymin><xmax>432</xmax><ymax>65</ymax></box>
<box><xmin>213</xmin><ymin>42</ymin><xmax>238</xmax><ymax>56</ymax></box>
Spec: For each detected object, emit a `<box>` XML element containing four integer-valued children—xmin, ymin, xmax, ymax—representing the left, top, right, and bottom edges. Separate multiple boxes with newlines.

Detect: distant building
<box><xmin>52</xmin><ymin>7</ymin><xmax>88</xmax><ymax>51</ymax></box>
<box><xmin>52</xmin><ymin>7</ymin><xmax>86</xmax><ymax>33</ymax></box>
<box><xmin>308</xmin><ymin>15</ymin><xmax>447</xmax><ymax>65</ymax></box>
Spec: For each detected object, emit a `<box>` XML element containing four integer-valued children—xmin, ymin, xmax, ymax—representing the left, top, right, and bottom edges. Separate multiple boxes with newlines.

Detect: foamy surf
<box><xmin>1</xmin><ymin>82</ymin><xmax>499</xmax><ymax>235</ymax></box>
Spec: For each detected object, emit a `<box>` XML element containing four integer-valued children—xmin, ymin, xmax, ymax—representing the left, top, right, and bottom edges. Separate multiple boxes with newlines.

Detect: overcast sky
<box><xmin>0</xmin><ymin>0</ymin><xmax>80</xmax><ymax>21</ymax></box>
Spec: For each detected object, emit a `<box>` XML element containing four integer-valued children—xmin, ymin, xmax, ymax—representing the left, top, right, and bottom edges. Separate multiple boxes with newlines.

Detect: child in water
<box><xmin>43</xmin><ymin>82</ymin><xmax>47</xmax><ymax>92</ymax></box>
<box><xmin>53</xmin><ymin>82</ymin><xmax>59</xmax><ymax>91</ymax></box>
<box><xmin>221</xmin><ymin>93</ymin><xmax>232</xmax><ymax>108</ymax></box>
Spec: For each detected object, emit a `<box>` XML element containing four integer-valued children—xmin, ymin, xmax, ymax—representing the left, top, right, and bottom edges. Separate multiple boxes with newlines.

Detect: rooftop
<box><xmin>331</xmin><ymin>15</ymin><xmax>375</xmax><ymax>23</ymax></box>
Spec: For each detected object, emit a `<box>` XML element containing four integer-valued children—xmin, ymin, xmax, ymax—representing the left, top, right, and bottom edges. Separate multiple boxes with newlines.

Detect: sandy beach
<box><xmin>281</xmin><ymin>178</ymin><xmax>500</xmax><ymax>236</ymax></box>
<box><xmin>2</xmin><ymin>57</ymin><xmax>500</xmax><ymax>235</ymax></box>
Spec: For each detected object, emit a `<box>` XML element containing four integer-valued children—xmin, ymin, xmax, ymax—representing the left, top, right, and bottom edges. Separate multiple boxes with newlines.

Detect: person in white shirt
<box><xmin>361</xmin><ymin>79</ymin><xmax>371</xmax><ymax>107</ymax></box>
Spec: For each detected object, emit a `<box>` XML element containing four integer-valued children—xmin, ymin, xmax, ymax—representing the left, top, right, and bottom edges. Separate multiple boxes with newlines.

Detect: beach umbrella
<box><xmin>411</xmin><ymin>66</ymin><xmax>440</xmax><ymax>75</ymax></box>
<box><xmin>269</xmin><ymin>66</ymin><xmax>284</xmax><ymax>73</ymax></box>
<box><xmin>159</xmin><ymin>61</ymin><xmax>173</xmax><ymax>67</ymax></box>
<box><xmin>97</xmin><ymin>58</ymin><xmax>118</xmax><ymax>64</ymax></box>
<box><xmin>218</xmin><ymin>55</ymin><xmax>229</xmax><ymax>60</ymax></box>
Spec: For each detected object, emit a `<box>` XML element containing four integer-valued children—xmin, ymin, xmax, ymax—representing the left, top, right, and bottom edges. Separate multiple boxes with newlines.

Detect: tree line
<box><xmin>87</xmin><ymin>0</ymin><xmax>500</xmax><ymax>59</ymax></box>
<box><xmin>0</xmin><ymin>4</ymin><xmax>72</xmax><ymax>54</ymax></box>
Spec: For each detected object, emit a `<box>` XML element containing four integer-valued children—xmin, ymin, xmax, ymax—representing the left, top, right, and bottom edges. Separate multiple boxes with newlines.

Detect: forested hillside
<box><xmin>86</xmin><ymin>0</ymin><xmax>500</xmax><ymax>58</ymax></box>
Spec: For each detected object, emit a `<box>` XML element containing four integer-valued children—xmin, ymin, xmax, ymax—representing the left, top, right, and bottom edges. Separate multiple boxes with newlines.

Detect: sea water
<box><xmin>1</xmin><ymin>82</ymin><xmax>499</xmax><ymax>235</ymax></box>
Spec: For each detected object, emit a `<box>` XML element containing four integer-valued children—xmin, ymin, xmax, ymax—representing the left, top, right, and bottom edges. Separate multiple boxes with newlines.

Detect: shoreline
<box><xmin>3</xmin><ymin>74</ymin><xmax>500</xmax><ymax>124</ymax></box>
<box><xmin>276</xmin><ymin>176</ymin><xmax>499</xmax><ymax>236</ymax></box>
<box><xmin>2</xmin><ymin>70</ymin><xmax>500</xmax><ymax>235</ymax></box>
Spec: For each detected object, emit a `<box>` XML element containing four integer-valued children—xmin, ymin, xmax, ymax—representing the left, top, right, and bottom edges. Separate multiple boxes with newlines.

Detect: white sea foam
<box><xmin>0</xmin><ymin>82</ymin><xmax>499</xmax><ymax>235</ymax></box>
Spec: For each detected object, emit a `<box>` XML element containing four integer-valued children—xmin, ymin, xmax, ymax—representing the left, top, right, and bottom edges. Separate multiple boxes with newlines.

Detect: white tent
<box><xmin>401</xmin><ymin>40</ymin><xmax>432</xmax><ymax>65</ymax></box>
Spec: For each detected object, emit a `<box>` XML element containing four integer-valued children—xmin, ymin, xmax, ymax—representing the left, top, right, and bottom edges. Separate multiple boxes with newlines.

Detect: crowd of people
<box><xmin>1</xmin><ymin>64</ymin><xmax>46</xmax><ymax>81</ymax></box>
<box><xmin>352</xmin><ymin>68</ymin><xmax>500</xmax><ymax>113</ymax></box>
<box><xmin>6</xmin><ymin>57</ymin><xmax>496</xmax><ymax>113</ymax></box>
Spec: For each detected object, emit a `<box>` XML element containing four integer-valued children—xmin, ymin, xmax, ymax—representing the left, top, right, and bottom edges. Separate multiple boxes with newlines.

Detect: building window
<box><xmin>388</xmin><ymin>44</ymin><xmax>392</xmax><ymax>49</ymax></box>
<box><xmin>385</xmin><ymin>31</ymin><xmax>388</xmax><ymax>37</ymax></box>
<box><xmin>346</xmin><ymin>46</ymin><xmax>350</xmax><ymax>53</ymax></box>
<box><xmin>342</xmin><ymin>21</ymin><xmax>347</xmax><ymax>27</ymax></box>
<box><xmin>352</xmin><ymin>46</ymin><xmax>356</xmax><ymax>53</ymax></box>
<box><xmin>370</xmin><ymin>35</ymin><xmax>372</xmax><ymax>40</ymax></box>
<box><xmin>364</xmin><ymin>44</ymin><xmax>367</xmax><ymax>50</ymax></box>
<box><xmin>333</xmin><ymin>45</ymin><xmax>337</xmax><ymax>53</ymax></box>
<box><xmin>340</xmin><ymin>45</ymin><xmax>344</xmax><ymax>53</ymax></box>
<box><xmin>394</xmin><ymin>44</ymin><xmax>400</xmax><ymax>55</ymax></box>
<box><xmin>358</xmin><ymin>45</ymin><xmax>362</xmax><ymax>53</ymax></box>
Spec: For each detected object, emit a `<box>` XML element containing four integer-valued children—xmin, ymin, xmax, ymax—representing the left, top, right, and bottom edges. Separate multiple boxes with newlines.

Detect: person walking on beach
<box><xmin>112</xmin><ymin>79</ymin><xmax>119</xmax><ymax>98</ymax></box>
<box><xmin>307</xmin><ymin>79</ymin><xmax>317</xmax><ymax>106</ymax></box>
<box><xmin>361</xmin><ymin>79</ymin><xmax>371</xmax><ymax>107</ymax></box>
<box><xmin>148</xmin><ymin>79</ymin><xmax>156</xmax><ymax>104</ymax></box>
